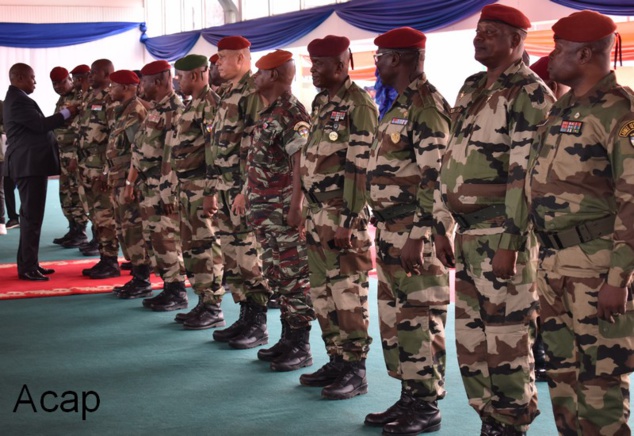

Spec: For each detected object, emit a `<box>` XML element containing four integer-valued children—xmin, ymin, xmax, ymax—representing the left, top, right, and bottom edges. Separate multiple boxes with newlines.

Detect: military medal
<box><xmin>329</xmin><ymin>131</ymin><xmax>338</xmax><ymax>141</ymax></box>
<box><xmin>559</xmin><ymin>120</ymin><xmax>583</xmax><ymax>135</ymax></box>
<box><xmin>390</xmin><ymin>132</ymin><xmax>400</xmax><ymax>143</ymax></box>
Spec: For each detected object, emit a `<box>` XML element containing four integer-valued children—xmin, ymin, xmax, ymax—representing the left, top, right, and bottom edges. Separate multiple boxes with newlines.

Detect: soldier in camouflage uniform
<box><xmin>204</xmin><ymin>36</ymin><xmax>270</xmax><ymax>349</ymax></box>
<box><xmin>298</xmin><ymin>35</ymin><xmax>376</xmax><ymax>400</ymax></box>
<box><xmin>162</xmin><ymin>54</ymin><xmax>225</xmax><ymax>324</ymax></box>
<box><xmin>49</xmin><ymin>66</ymin><xmax>88</xmax><ymax>248</ymax></box>
<box><xmin>74</xmin><ymin>59</ymin><xmax>122</xmax><ymax>279</ymax></box>
<box><xmin>433</xmin><ymin>6</ymin><xmax>555</xmax><ymax>435</ymax></box>
<box><xmin>70</xmin><ymin>64</ymin><xmax>91</xmax><ymax>97</ymax></box>
<box><xmin>241</xmin><ymin>49</ymin><xmax>315</xmax><ymax>370</ymax></box>
<box><xmin>124</xmin><ymin>60</ymin><xmax>188</xmax><ymax>308</ymax></box>
<box><xmin>104</xmin><ymin>70</ymin><xmax>153</xmax><ymax>298</ymax></box>
<box><xmin>364</xmin><ymin>28</ymin><xmax>450</xmax><ymax>434</ymax></box>
<box><xmin>527</xmin><ymin>11</ymin><xmax>634</xmax><ymax>435</ymax></box>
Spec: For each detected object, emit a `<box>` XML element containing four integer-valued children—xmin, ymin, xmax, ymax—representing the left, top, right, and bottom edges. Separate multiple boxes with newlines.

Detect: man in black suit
<box><xmin>3</xmin><ymin>63</ymin><xmax>76</xmax><ymax>281</ymax></box>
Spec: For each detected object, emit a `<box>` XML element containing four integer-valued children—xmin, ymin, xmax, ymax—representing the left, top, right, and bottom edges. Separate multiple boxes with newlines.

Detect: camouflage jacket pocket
<box><xmin>596</xmin><ymin>309</ymin><xmax>634</xmax><ymax>376</ymax></box>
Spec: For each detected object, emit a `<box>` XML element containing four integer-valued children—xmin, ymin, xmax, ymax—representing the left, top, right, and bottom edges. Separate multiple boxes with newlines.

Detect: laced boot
<box><xmin>258</xmin><ymin>317</ymin><xmax>290</xmax><ymax>362</ymax></box>
<box><xmin>79</xmin><ymin>226</ymin><xmax>99</xmax><ymax>255</ymax></box>
<box><xmin>382</xmin><ymin>398</ymin><xmax>441</xmax><ymax>435</ymax></box>
<box><xmin>364</xmin><ymin>390</ymin><xmax>414</xmax><ymax>427</ymax></box>
<box><xmin>213</xmin><ymin>302</ymin><xmax>249</xmax><ymax>342</ymax></box>
<box><xmin>61</xmin><ymin>222</ymin><xmax>88</xmax><ymax>248</ymax></box>
<box><xmin>142</xmin><ymin>287</ymin><xmax>171</xmax><ymax>309</ymax></box>
<box><xmin>174</xmin><ymin>294</ymin><xmax>205</xmax><ymax>323</ymax></box>
<box><xmin>228</xmin><ymin>302</ymin><xmax>268</xmax><ymax>349</ymax></box>
<box><xmin>83</xmin><ymin>258</ymin><xmax>107</xmax><ymax>277</ymax></box>
<box><xmin>117</xmin><ymin>264</ymin><xmax>153</xmax><ymax>299</ymax></box>
<box><xmin>270</xmin><ymin>325</ymin><xmax>312</xmax><ymax>372</ymax></box>
<box><xmin>183</xmin><ymin>301</ymin><xmax>225</xmax><ymax>330</ymax></box>
<box><xmin>53</xmin><ymin>221</ymin><xmax>75</xmax><ymax>245</ymax></box>
<box><xmin>480</xmin><ymin>417</ymin><xmax>526</xmax><ymax>436</ymax></box>
<box><xmin>89</xmin><ymin>256</ymin><xmax>121</xmax><ymax>279</ymax></box>
<box><xmin>321</xmin><ymin>359</ymin><xmax>368</xmax><ymax>400</ymax></box>
<box><xmin>149</xmin><ymin>281</ymin><xmax>188</xmax><ymax>312</ymax></box>
<box><xmin>299</xmin><ymin>355</ymin><xmax>345</xmax><ymax>387</ymax></box>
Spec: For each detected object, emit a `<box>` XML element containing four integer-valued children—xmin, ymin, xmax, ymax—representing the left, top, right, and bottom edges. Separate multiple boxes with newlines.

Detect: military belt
<box><xmin>372</xmin><ymin>203</ymin><xmax>417</xmax><ymax>223</ymax></box>
<box><xmin>176</xmin><ymin>167</ymin><xmax>206</xmax><ymax>180</ymax></box>
<box><xmin>453</xmin><ymin>204</ymin><xmax>506</xmax><ymax>231</ymax></box>
<box><xmin>534</xmin><ymin>215</ymin><xmax>615</xmax><ymax>250</ymax></box>
<box><xmin>305</xmin><ymin>189</ymin><xmax>343</xmax><ymax>206</ymax></box>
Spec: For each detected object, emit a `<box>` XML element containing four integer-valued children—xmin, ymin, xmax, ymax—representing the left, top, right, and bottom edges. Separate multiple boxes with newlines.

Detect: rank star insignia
<box><xmin>618</xmin><ymin>120</ymin><xmax>634</xmax><ymax>147</ymax></box>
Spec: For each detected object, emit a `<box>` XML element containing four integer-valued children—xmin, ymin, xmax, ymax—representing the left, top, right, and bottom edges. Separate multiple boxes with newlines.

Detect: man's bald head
<box><xmin>9</xmin><ymin>63</ymin><xmax>36</xmax><ymax>94</ymax></box>
<box><xmin>9</xmin><ymin>63</ymin><xmax>33</xmax><ymax>82</ymax></box>
<box><xmin>89</xmin><ymin>58</ymin><xmax>114</xmax><ymax>89</ymax></box>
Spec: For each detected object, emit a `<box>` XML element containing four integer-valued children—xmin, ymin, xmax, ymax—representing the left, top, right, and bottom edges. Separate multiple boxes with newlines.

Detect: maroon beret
<box><xmin>209</xmin><ymin>54</ymin><xmax>219</xmax><ymax>64</ymax></box>
<box><xmin>255</xmin><ymin>50</ymin><xmax>293</xmax><ymax>70</ymax></box>
<box><xmin>218</xmin><ymin>36</ymin><xmax>251</xmax><ymax>51</ymax></box>
<box><xmin>110</xmin><ymin>69</ymin><xmax>140</xmax><ymax>85</ymax></box>
<box><xmin>480</xmin><ymin>4</ymin><xmax>531</xmax><ymax>30</ymax></box>
<box><xmin>141</xmin><ymin>60</ymin><xmax>171</xmax><ymax>76</ymax></box>
<box><xmin>530</xmin><ymin>56</ymin><xmax>550</xmax><ymax>83</ymax></box>
<box><xmin>552</xmin><ymin>10</ymin><xmax>617</xmax><ymax>42</ymax></box>
<box><xmin>374</xmin><ymin>27</ymin><xmax>426</xmax><ymax>49</ymax></box>
<box><xmin>70</xmin><ymin>64</ymin><xmax>90</xmax><ymax>75</ymax></box>
<box><xmin>307</xmin><ymin>35</ymin><xmax>350</xmax><ymax>57</ymax></box>
<box><xmin>50</xmin><ymin>67</ymin><xmax>69</xmax><ymax>82</ymax></box>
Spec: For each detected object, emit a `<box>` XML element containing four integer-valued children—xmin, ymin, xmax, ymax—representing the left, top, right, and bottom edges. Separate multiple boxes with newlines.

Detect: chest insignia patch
<box><xmin>330</xmin><ymin>111</ymin><xmax>346</xmax><ymax>122</ymax></box>
<box><xmin>91</xmin><ymin>104</ymin><xmax>103</xmax><ymax>111</ymax></box>
<box><xmin>390</xmin><ymin>132</ymin><xmax>401</xmax><ymax>143</ymax></box>
<box><xmin>559</xmin><ymin>120</ymin><xmax>583</xmax><ymax>135</ymax></box>
<box><xmin>329</xmin><ymin>131</ymin><xmax>339</xmax><ymax>141</ymax></box>
<box><xmin>294</xmin><ymin>121</ymin><xmax>310</xmax><ymax>139</ymax></box>
<box><xmin>390</xmin><ymin>118</ymin><xmax>408</xmax><ymax>125</ymax></box>
<box><xmin>618</xmin><ymin>120</ymin><xmax>634</xmax><ymax>146</ymax></box>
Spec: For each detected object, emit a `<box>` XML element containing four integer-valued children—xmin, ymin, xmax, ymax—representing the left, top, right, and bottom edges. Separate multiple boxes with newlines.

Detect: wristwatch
<box><xmin>125</xmin><ymin>180</ymin><xmax>132</xmax><ymax>186</ymax></box>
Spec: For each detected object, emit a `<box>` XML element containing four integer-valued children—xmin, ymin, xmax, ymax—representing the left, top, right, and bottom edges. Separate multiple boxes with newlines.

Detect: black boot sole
<box><xmin>182</xmin><ymin>319</ymin><xmax>227</xmax><ymax>330</ymax></box>
<box><xmin>382</xmin><ymin>423</ymin><xmax>441</xmax><ymax>436</ymax></box>
<box><xmin>117</xmin><ymin>289</ymin><xmax>153</xmax><ymax>299</ymax></box>
<box><xmin>270</xmin><ymin>357</ymin><xmax>313</xmax><ymax>372</ymax></box>
<box><xmin>150</xmin><ymin>302</ymin><xmax>188</xmax><ymax>312</ymax></box>
<box><xmin>321</xmin><ymin>383</ymin><xmax>368</xmax><ymax>400</ymax></box>
<box><xmin>228</xmin><ymin>336</ymin><xmax>269</xmax><ymax>349</ymax></box>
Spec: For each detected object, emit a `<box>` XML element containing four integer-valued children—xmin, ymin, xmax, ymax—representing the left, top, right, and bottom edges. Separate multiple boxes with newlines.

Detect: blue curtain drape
<box><xmin>550</xmin><ymin>0</ymin><xmax>634</xmax><ymax>15</ymax></box>
<box><xmin>142</xmin><ymin>0</ymin><xmax>495</xmax><ymax>60</ymax></box>
<box><xmin>0</xmin><ymin>22</ymin><xmax>140</xmax><ymax>48</ymax></box>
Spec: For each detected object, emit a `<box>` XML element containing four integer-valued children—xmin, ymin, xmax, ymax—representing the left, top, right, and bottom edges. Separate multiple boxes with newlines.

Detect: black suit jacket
<box><xmin>3</xmin><ymin>85</ymin><xmax>64</xmax><ymax>179</ymax></box>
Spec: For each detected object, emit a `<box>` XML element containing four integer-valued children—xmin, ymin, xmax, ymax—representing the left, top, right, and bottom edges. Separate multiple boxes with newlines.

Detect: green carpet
<box><xmin>0</xmin><ymin>180</ymin><xmax>630</xmax><ymax>435</ymax></box>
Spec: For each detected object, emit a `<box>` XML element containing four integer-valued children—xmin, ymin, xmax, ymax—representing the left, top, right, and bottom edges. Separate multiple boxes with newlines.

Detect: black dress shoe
<box><xmin>19</xmin><ymin>270</ymin><xmax>50</xmax><ymax>281</ymax></box>
<box><xmin>37</xmin><ymin>266</ymin><xmax>55</xmax><ymax>275</ymax></box>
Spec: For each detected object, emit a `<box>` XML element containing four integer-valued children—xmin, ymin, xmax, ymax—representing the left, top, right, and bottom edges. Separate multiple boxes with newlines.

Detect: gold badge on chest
<box><xmin>390</xmin><ymin>132</ymin><xmax>400</xmax><ymax>143</ymax></box>
<box><xmin>329</xmin><ymin>131</ymin><xmax>339</xmax><ymax>141</ymax></box>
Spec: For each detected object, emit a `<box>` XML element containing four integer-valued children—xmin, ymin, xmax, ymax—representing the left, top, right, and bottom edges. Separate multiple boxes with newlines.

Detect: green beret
<box><xmin>174</xmin><ymin>54</ymin><xmax>208</xmax><ymax>71</ymax></box>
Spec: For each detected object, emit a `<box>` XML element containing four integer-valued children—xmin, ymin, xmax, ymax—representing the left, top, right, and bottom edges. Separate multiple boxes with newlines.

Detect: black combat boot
<box><xmin>228</xmin><ymin>302</ymin><xmax>268</xmax><ymax>349</ymax></box>
<box><xmin>533</xmin><ymin>332</ymin><xmax>548</xmax><ymax>382</ymax></box>
<box><xmin>213</xmin><ymin>302</ymin><xmax>249</xmax><ymax>342</ymax></box>
<box><xmin>382</xmin><ymin>398</ymin><xmax>441</xmax><ymax>435</ymax></box>
<box><xmin>83</xmin><ymin>258</ymin><xmax>107</xmax><ymax>277</ymax></box>
<box><xmin>258</xmin><ymin>317</ymin><xmax>290</xmax><ymax>362</ymax></box>
<box><xmin>117</xmin><ymin>264</ymin><xmax>153</xmax><ymax>299</ymax></box>
<box><xmin>321</xmin><ymin>359</ymin><xmax>368</xmax><ymax>400</ymax></box>
<box><xmin>270</xmin><ymin>325</ymin><xmax>312</xmax><ymax>372</ymax></box>
<box><xmin>480</xmin><ymin>417</ymin><xmax>526</xmax><ymax>436</ymax></box>
<box><xmin>61</xmin><ymin>222</ymin><xmax>88</xmax><ymax>248</ymax></box>
<box><xmin>183</xmin><ymin>301</ymin><xmax>225</xmax><ymax>330</ymax></box>
<box><xmin>78</xmin><ymin>226</ymin><xmax>99</xmax><ymax>255</ymax></box>
<box><xmin>53</xmin><ymin>221</ymin><xmax>75</xmax><ymax>245</ymax></box>
<box><xmin>364</xmin><ymin>391</ymin><xmax>414</xmax><ymax>427</ymax></box>
<box><xmin>175</xmin><ymin>295</ymin><xmax>205</xmax><ymax>323</ymax></box>
<box><xmin>90</xmin><ymin>256</ymin><xmax>121</xmax><ymax>279</ymax></box>
<box><xmin>148</xmin><ymin>281</ymin><xmax>188</xmax><ymax>312</ymax></box>
<box><xmin>299</xmin><ymin>355</ymin><xmax>345</xmax><ymax>387</ymax></box>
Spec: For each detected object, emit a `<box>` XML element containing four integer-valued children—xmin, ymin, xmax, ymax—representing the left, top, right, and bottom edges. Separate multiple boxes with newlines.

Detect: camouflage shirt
<box><xmin>246</xmin><ymin>91</ymin><xmax>310</xmax><ymax>201</ymax></box>
<box><xmin>367</xmin><ymin>75</ymin><xmax>451</xmax><ymax>239</ymax></box>
<box><xmin>300</xmin><ymin>76</ymin><xmax>378</xmax><ymax>228</ymax></box>
<box><xmin>527</xmin><ymin>72</ymin><xmax>634</xmax><ymax>288</ymax></box>
<box><xmin>105</xmin><ymin>97</ymin><xmax>147</xmax><ymax>187</ymax></box>
<box><xmin>133</xmin><ymin>91</ymin><xmax>184</xmax><ymax>205</ymax></box>
<box><xmin>435</xmin><ymin>60</ymin><xmax>554</xmax><ymax>250</ymax></box>
<box><xmin>170</xmin><ymin>85</ymin><xmax>219</xmax><ymax>188</ymax></box>
<box><xmin>53</xmin><ymin>88</ymin><xmax>82</xmax><ymax>156</ymax></box>
<box><xmin>206</xmin><ymin>71</ymin><xmax>262</xmax><ymax>195</ymax></box>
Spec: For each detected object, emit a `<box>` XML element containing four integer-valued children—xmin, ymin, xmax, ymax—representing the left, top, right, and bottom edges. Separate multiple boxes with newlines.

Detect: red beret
<box><xmin>307</xmin><ymin>35</ymin><xmax>350</xmax><ymax>57</ymax></box>
<box><xmin>255</xmin><ymin>50</ymin><xmax>293</xmax><ymax>70</ymax></box>
<box><xmin>218</xmin><ymin>36</ymin><xmax>251</xmax><ymax>51</ymax></box>
<box><xmin>209</xmin><ymin>54</ymin><xmax>219</xmax><ymax>64</ymax></box>
<box><xmin>552</xmin><ymin>10</ymin><xmax>616</xmax><ymax>42</ymax></box>
<box><xmin>110</xmin><ymin>69</ymin><xmax>140</xmax><ymax>85</ymax></box>
<box><xmin>530</xmin><ymin>56</ymin><xmax>550</xmax><ymax>83</ymax></box>
<box><xmin>141</xmin><ymin>60</ymin><xmax>171</xmax><ymax>76</ymax></box>
<box><xmin>70</xmin><ymin>64</ymin><xmax>90</xmax><ymax>75</ymax></box>
<box><xmin>480</xmin><ymin>4</ymin><xmax>531</xmax><ymax>30</ymax></box>
<box><xmin>374</xmin><ymin>27</ymin><xmax>426</xmax><ymax>49</ymax></box>
<box><xmin>50</xmin><ymin>67</ymin><xmax>69</xmax><ymax>82</ymax></box>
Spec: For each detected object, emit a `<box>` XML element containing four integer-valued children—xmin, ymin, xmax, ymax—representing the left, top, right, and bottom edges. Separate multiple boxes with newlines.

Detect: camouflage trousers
<box><xmin>537</xmin><ymin>268</ymin><xmax>634</xmax><ymax>436</ymax></box>
<box><xmin>178</xmin><ymin>178</ymin><xmax>224</xmax><ymax>303</ymax></box>
<box><xmin>137</xmin><ymin>176</ymin><xmax>185</xmax><ymax>284</ymax></box>
<box><xmin>375</xmin><ymin>228</ymin><xmax>449</xmax><ymax>401</ymax></box>
<box><xmin>111</xmin><ymin>184</ymin><xmax>150</xmax><ymax>267</ymax></box>
<box><xmin>77</xmin><ymin>165</ymin><xmax>119</xmax><ymax>257</ymax></box>
<box><xmin>454</xmin><ymin>232</ymin><xmax>539</xmax><ymax>431</ymax></box>
<box><xmin>216</xmin><ymin>189</ymin><xmax>269</xmax><ymax>306</ymax></box>
<box><xmin>305</xmin><ymin>203</ymin><xmax>373</xmax><ymax>362</ymax></box>
<box><xmin>248</xmin><ymin>197</ymin><xmax>314</xmax><ymax>328</ymax></box>
<box><xmin>58</xmin><ymin>153</ymin><xmax>88</xmax><ymax>226</ymax></box>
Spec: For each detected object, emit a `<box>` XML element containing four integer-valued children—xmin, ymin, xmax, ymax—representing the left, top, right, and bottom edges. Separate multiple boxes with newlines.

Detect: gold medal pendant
<box><xmin>390</xmin><ymin>132</ymin><xmax>400</xmax><ymax>143</ymax></box>
<box><xmin>329</xmin><ymin>131</ymin><xmax>339</xmax><ymax>141</ymax></box>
